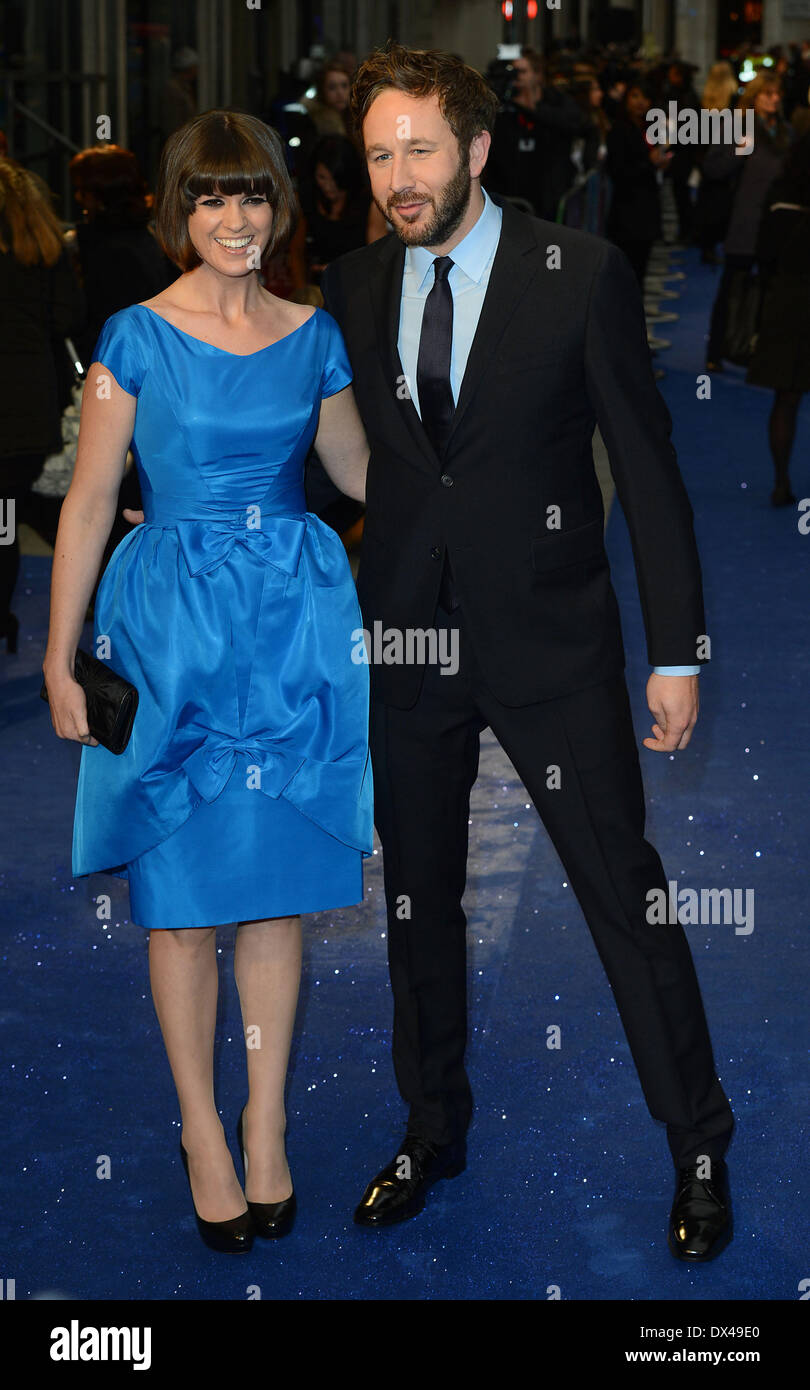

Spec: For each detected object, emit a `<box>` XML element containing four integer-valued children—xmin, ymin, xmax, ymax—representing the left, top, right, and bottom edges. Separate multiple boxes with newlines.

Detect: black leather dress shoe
<box><xmin>668</xmin><ymin>1157</ymin><xmax>732</xmax><ymax>1261</ymax></box>
<box><xmin>354</xmin><ymin>1133</ymin><xmax>466</xmax><ymax>1227</ymax></box>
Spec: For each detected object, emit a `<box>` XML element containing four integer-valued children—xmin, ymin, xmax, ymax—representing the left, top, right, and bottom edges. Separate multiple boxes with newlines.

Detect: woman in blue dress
<box><xmin>42</xmin><ymin>111</ymin><xmax>373</xmax><ymax>1252</ymax></box>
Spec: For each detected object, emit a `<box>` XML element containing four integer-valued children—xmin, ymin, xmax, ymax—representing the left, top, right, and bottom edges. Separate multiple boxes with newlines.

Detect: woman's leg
<box><xmin>148</xmin><ymin>925</ymin><xmax>248</xmax><ymax>1221</ymax></box>
<box><xmin>234</xmin><ymin>915</ymin><xmax>302</xmax><ymax>1202</ymax></box>
<box><xmin>768</xmin><ymin>388</ymin><xmax>803</xmax><ymax>500</ymax></box>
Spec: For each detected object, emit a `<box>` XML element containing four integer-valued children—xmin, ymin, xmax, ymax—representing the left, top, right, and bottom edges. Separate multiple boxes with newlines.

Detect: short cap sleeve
<box><xmin>91</xmin><ymin>307</ymin><xmax>148</xmax><ymax>397</ymax></box>
<box><xmin>319</xmin><ymin>309</ymin><xmax>353</xmax><ymax>399</ymax></box>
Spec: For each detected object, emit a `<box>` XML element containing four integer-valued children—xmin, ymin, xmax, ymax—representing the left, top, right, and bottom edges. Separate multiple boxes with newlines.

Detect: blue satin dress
<box><xmin>71</xmin><ymin>303</ymin><xmax>373</xmax><ymax>929</ymax></box>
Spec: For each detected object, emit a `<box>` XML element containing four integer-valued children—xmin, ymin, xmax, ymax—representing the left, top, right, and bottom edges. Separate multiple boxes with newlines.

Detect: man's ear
<box><xmin>469</xmin><ymin>128</ymin><xmax>492</xmax><ymax>178</ymax></box>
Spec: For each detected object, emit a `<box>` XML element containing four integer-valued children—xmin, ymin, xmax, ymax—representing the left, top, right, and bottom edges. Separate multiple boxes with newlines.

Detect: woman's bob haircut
<box><xmin>155</xmin><ymin>109</ymin><xmax>297</xmax><ymax>271</ymax></box>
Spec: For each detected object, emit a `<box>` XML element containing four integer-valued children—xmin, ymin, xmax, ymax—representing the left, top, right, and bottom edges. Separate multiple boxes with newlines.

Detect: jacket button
<box><xmin>440</xmin><ymin>473</ymin><xmax>453</xmax><ymax>487</ymax></box>
<box><xmin>430</xmin><ymin>546</ymin><xmax>441</xmax><ymax>560</ymax></box>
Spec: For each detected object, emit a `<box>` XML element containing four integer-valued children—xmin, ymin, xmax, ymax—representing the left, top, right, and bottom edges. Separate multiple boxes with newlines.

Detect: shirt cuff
<box><xmin>653</xmin><ymin>665</ymin><xmax>701</xmax><ymax>676</ymax></box>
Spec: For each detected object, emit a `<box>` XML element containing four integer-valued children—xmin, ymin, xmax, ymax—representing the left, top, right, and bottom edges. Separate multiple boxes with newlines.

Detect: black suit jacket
<box><xmin>321</xmin><ymin>193</ymin><xmax>706</xmax><ymax>708</ymax></box>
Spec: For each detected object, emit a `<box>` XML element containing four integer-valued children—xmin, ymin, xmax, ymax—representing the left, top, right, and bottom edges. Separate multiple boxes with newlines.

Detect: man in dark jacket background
<box><xmin>484</xmin><ymin>47</ymin><xmax>589</xmax><ymax>217</ymax></box>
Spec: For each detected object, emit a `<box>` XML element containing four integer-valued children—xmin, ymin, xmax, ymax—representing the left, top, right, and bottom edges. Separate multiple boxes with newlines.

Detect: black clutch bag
<box><xmin>40</xmin><ymin>647</ymin><xmax>138</xmax><ymax>755</ymax></box>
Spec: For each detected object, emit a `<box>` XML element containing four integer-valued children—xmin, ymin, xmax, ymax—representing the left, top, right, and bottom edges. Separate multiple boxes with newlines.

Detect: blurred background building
<box><xmin>3</xmin><ymin>1</ymin><xmax>809</xmax><ymax>216</ymax></box>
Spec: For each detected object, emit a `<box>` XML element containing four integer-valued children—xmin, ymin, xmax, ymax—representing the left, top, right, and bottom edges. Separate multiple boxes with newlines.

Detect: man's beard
<box><xmin>378</xmin><ymin>155</ymin><xmax>472</xmax><ymax>248</ymax></box>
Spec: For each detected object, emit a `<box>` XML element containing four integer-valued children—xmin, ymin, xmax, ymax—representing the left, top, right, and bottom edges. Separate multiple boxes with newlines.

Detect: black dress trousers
<box><xmin>369</xmin><ymin>599</ymin><xmax>734</xmax><ymax>1169</ymax></box>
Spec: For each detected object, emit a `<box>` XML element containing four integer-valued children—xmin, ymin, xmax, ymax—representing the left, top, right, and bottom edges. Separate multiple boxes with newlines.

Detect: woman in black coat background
<box><xmin>704</xmin><ymin>74</ymin><xmax>793</xmax><ymax>370</ymax></box>
<box><xmin>605</xmin><ymin>79</ymin><xmax>671</xmax><ymax>286</ymax></box>
<box><xmin>746</xmin><ymin>132</ymin><xmax>810</xmax><ymax>505</ymax></box>
<box><xmin>67</xmin><ymin>144</ymin><xmax>178</xmax><ymax>369</ymax></box>
<box><xmin>298</xmin><ymin>135</ymin><xmax>369</xmax><ymax>281</ymax></box>
<box><xmin>66</xmin><ymin>145</ymin><xmax>179</xmax><ymax>583</ymax></box>
<box><xmin>0</xmin><ymin>160</ymin><xmax>85</xmax><ymax>652</ymax></box>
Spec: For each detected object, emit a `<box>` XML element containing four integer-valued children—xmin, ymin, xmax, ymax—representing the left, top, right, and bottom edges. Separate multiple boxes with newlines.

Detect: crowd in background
<box><xmin>2</xmin><ymin>34</ymin><xmax>810</xmax><ymax>651</ymax></box>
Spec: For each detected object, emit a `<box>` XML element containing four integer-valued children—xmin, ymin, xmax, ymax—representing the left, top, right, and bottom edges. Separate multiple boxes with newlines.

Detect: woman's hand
<box><xmin>42</xmin><ymin>669</ymin><xmax>99</xmax><ymax>745</ymax></box>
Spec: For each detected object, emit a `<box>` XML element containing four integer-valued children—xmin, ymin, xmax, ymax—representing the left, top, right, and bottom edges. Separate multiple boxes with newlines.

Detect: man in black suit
<box><xmin>320</xmin><ymin>42</ymin><xmax>734</xmax><ymax>1261</ymax></box>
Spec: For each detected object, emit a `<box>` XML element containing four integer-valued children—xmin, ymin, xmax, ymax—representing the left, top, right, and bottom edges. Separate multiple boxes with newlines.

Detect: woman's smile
<box><xmin>213</xmin><ymin>232</ymin><xmax>254</xmax><ymax>253</ymax></box>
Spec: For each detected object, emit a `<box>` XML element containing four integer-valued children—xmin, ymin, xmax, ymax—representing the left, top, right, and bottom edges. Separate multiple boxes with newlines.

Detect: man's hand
<box><xmin>644</xmin><ymin>673</ymin><xmax>699</xmax><ymax>752</ymax></box>
<box><xmin>122</xmin><ymin>508</ymin><xmax>145</xmax><ymax>525</ymax></box>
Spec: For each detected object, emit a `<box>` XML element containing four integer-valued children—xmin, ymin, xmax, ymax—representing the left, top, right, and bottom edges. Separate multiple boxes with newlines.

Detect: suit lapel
<box><xmin>367</xmin><ymin>233</ymin><xmax>440</xmax><ymax>467</ymax></box>
<box><xmin>447</xmin><ymin>198</ymin><xmax>539</xmax><ymax>447</ymax></box>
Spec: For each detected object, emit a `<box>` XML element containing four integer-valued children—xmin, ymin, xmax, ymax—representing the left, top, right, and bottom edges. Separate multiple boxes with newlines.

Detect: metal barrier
<box><xmin>556</xmin><ymin>167</ymin><xmax>612</xmax><ymax>237</ymax></box>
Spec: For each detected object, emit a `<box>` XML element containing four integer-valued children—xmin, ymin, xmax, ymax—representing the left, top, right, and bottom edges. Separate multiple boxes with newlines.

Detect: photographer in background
<box><xmin>484</xmin><ymin>48</ymin><xmax>589</xmax><ymax>217</ymax></box>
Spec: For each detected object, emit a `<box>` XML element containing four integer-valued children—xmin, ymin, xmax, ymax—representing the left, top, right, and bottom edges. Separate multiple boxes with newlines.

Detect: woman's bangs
<box><xmin>184</xmin><ymin>164</ymin><xmax>276</xmax><ymax>203</ymax></box>
<box><xmin>183</xmin><ymin>128</ymin><xmax>278</xmax><ymax>203</ymax></box>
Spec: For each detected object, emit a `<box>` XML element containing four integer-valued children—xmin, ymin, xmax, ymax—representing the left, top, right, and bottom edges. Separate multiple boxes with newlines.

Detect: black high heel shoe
<box><xmin>236</xmin><ymin>1105</ymin><xmax>297</xmax><ymax>1239</ymax></box>
<box><xmin>179</xmin><ymin>1141</ymin><xmax>254</xmax><ymax>1252</ymax></box>
<box><xmin>1</xmin><ymin>613</ymin><xmax>19</xmax><ymax>653</ymax></box>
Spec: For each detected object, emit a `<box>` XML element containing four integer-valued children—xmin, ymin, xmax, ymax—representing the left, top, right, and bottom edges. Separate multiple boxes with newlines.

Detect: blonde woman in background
<box><xmin>703</xmin><ymin>60</ymin><xmax>739</xmax><ymax>108</ymax></box>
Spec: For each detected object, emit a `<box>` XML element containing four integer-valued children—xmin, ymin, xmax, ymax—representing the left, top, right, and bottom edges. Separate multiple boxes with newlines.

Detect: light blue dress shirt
<box><xmin>397</xmin><ymin>187</ymin><xmax>700</xmax><ymax>677</ymax></box>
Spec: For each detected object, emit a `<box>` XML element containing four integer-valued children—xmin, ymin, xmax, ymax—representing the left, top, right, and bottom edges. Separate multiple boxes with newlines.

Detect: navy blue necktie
<box><xmin>416</xmin><ymin>255</ymin><xmax>459</xmax><ymax>611</ymax></box>
<box><xmin>416</xmin><ymin>255</ymin><xmax>455</xmax><ymax>458</ymax></box>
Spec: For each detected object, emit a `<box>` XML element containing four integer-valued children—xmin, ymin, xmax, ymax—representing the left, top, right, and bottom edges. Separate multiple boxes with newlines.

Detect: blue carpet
<box><xmin>1</xmin><ymin>248</ymin><xmax>808</xmax><ymax>1300</ymax></box>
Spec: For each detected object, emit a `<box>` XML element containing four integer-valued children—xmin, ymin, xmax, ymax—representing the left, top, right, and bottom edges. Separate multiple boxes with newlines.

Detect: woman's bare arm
<box><xmin>42</xmin><ymin>363</ymin><xmax>136</xmax><ymax>742</ymax></box>
<box><xmin>313</xmin><ymin>384</ymin><xmax>369</xmax><ymax>503</ymax></box>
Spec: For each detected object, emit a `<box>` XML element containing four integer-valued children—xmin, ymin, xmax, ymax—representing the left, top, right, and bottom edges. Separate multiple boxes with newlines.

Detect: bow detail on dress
<box><xmin>174</xmin><ymin>515</ymin><xmax>307</xmax><ymax>578</ymax></box>
<box><xmin>182</xmin><ymin>733</ymin><xmax>305</xmax><ymax>803</ymax></box>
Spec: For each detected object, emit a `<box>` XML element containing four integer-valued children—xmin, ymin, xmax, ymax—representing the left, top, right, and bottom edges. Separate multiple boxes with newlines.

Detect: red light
<box><xmin>527</xmin><ymin>0</ymin><xmax>538</xmax><ymax>15</ymax></box>
<box><xmin>502</xmin><ymin>1</ymin><xmax>513</xmax><ymax>17</ymax></box>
